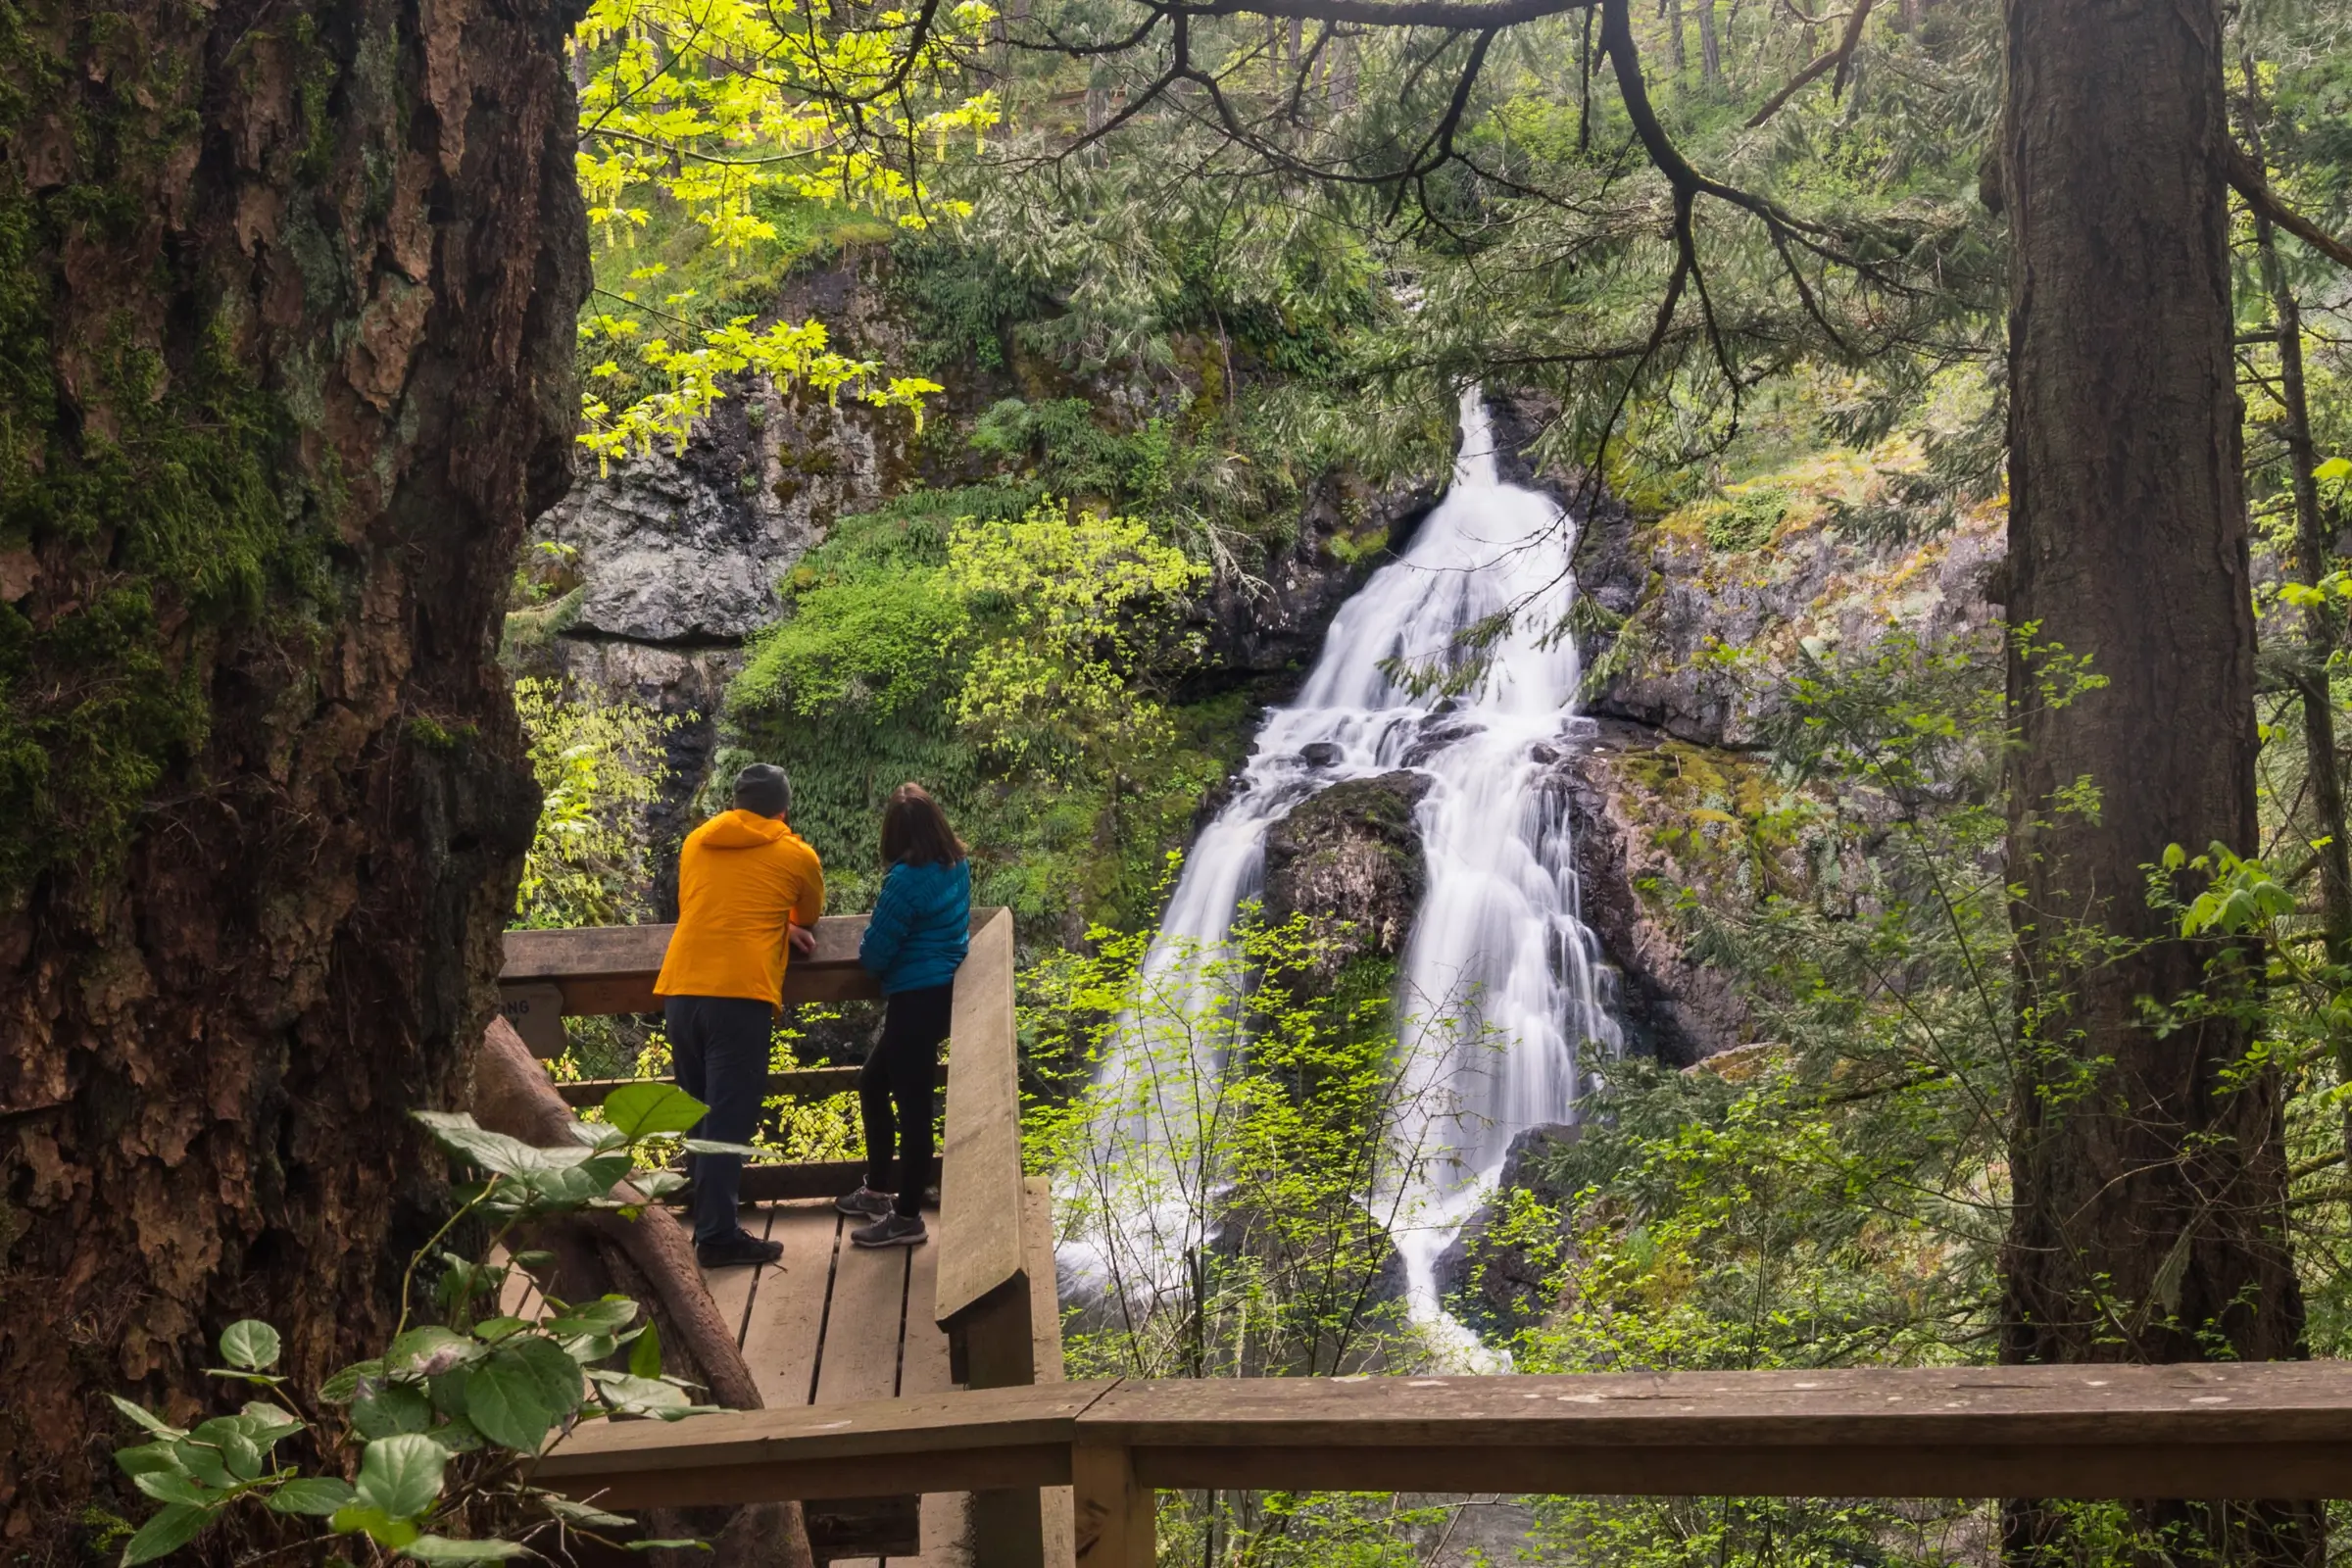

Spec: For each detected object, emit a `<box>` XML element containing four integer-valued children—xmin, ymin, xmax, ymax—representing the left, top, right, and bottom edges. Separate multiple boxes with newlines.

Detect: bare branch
<box><xmin>2229</xmin><ymin>146</ymin><xmax>2352</xmax><ymax>272</ymax></box>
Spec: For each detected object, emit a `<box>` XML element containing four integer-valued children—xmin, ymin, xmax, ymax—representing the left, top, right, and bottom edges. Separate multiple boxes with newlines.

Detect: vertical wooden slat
<box><xmin>1070</xmin><ymin>1443</ymin><xmax>1152</xmax><ymax>1568</ymax></box>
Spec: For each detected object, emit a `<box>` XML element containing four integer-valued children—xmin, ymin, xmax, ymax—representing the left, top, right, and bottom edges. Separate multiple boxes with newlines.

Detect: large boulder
<box><xmin>1261</xmin><ymin>771</ymin><xmax>1433</xmax><ymax>992</ymax></box>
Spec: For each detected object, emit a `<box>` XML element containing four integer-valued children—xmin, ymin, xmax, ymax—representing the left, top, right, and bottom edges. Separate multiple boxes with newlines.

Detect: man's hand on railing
<box><xmin>789</xmin><ymin>923</ymin><xmax>816</xmax><ymax>956</ymax></box>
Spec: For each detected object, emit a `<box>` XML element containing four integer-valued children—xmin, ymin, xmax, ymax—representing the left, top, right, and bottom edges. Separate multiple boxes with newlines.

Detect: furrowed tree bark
<box><xmin>1999</xmin><ymin>0</ymin><xmax>2314</xmax><ymax>1562</ymax></box>
<box><xmin>0</xmin><ymin>0</ymin><xmax>587</xmax><ymax>1549</ymax></box>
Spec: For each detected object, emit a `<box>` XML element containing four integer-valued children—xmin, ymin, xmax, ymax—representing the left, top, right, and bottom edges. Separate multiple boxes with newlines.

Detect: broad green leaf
<box><xmin>189</xmin><ymin>1420</ymin><xmax>263</xmax><ymax>1481</ymax></box>
<box><xmin>130</xmin><ymin>1470</ymin><xmax>214</xmax><ymax>1507</ymax></box>
<box><xmin>588</xmin><ymin>1371</ymin><xmax>693</xmax><ymax>1417</ymax></box>
<box><xmin>321</xmin><ymin>1358</ymin><xmax>386</xmax><ymax>1402</ymax></box>
<box><xmin>219</xmin><ymin>1319</ymin><xmax>281</xmax><ymax>1371</ymax></box>
<box><xmin>356</xmin><ymin>1433</ymin><xmax>449</xmax><ymax>1520</ymax></box>
<box><xmin>108</xmin><ymin>1396</ymin><xmax>179</xmax><ymax>1438</ymax></box>
<box><xmin>681</xmin><ymin>1138</ymin><xmax>764</xmax><ymax>1158</ymax></box>
<box><xmin>545</xmin><ymin>1494</ymin><xmax>633</xmax><ymax>1528</ymax></box>
<box><xmin>629</xmin><ymin>1319</ymin><xmax>663</xmax><ymax>1380</ymax></box>
<box><xmin>601</xmin><ymin>1081</ymin><xmax>708</xmax><ymax>1140</ymax></box>
<box><xmin>269</xmin><ymin>1476</ymin><xmax>358</xmax><ymax>1516</ymax></box>
<box><xmin>509</xmin><ymin>1332</ymin><xmax>590</xmax><ymax>1420</ymax></box>
<box><xmin>457</xmin><ymin>1356</ymin><xmax>554</xmax><ymax>1452</ymax></box>
<box><xmin>354</xmin><ymin>1382</ymin><xmax>436</xmax><ymax>1439</ymax></box>
<box><xmin>636</xmin><ymin>1169</ymin><xmax>688</xmax><ymax>1200</ymax></box>
<box><xmin>471</xmin><ymin>1316</ymin><xmax>531</xmax><ymax>1344</ymax></box>
<box><xmin>237</xmin><ymin>1401</ymin><xmax>307</xmax><ymax>1444</ymax></box>
<box><xmin>389</xmin><ymin>1326</ymin><xmax>481</xmax><ymax>1378</ymax></box>
<box><xmin>114</xmin><ymin>1443</ymin><xmax>185</xmax><ymax>1479</ymax></box>
<box><xmin>546</xmin><ymin>1297</ymin><xmax>638</xmax><ymax>1337</ymax></box>
<box><xmin>402</xmin><ymin>1535</ymin><xmax>529</xmax><ymax>1563</ymax></box>
<box><xmin>121</xmin><ymin>1502</ymin><xmax>210</xmax><ymax>1565</ymax></box>
<box><xmin>331</xmin><ymin>1503</ymin><xmax>422</xmax><ymax>1547</ymax></box>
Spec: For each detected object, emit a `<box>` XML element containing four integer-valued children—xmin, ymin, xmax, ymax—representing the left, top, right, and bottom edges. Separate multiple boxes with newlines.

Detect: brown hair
<box><xmin>880</xmin><ymin>782</ymin><xmax>967</xmax><ymax>868</ymax></box>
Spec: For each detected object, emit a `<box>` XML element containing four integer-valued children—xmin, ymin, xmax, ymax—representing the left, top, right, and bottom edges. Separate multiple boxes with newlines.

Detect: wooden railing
<box><xmin>501</xmin><ymin>907</ymin><xmax>1059</xmax><ymax>1566</ymax></box>
<box><xmin>536</xmin><ymin>1362</ymin><xmax>2352</xmax><ymax>1566</ymax></box>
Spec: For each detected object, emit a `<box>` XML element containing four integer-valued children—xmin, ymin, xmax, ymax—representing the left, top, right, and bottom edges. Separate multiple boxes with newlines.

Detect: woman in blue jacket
<box><xmin>838</xmin><ymin>783</ymin><xmax>971</xmax><ymax>1248</ymax></box>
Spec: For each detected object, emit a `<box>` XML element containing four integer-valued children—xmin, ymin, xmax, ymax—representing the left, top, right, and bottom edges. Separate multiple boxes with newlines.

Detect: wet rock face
<box><xmin>1261</xmin><ymin>771</ymin><xmax>1434</xmax><ymax>989</ymax></box>
<box><xmin>1434</xmin><ymin>1123</ymin><xmax>1582</xmax><ymax>1332</ymax></box>
<box><xmin>1191</xmin><ymin>472</ymin><xmax>1440</xmax><ymax>698</ymax></box>
<box><xmin>1549</xmin><ymin>724</ymin><xmax>1750</xmax><ymax>1065</ymax></box>
<box><xmin>540</xmin><ymin>377</ymin><xmax>894</xmax><ymax>644</ymax></box>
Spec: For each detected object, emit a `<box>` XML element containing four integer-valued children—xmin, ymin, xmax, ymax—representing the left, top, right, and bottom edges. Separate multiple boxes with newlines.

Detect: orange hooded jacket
<box><xmin>653</xmin><ymin>809</ymin><xmax>826</xmax><ymax>1007</ymax></box>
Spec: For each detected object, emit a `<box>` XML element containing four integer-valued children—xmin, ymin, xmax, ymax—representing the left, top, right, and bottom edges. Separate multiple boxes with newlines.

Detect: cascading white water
<box><xmin>1076</xmin><ymin>388</ymin><xmax>1622</xmax><ymax>1355</ymax></box>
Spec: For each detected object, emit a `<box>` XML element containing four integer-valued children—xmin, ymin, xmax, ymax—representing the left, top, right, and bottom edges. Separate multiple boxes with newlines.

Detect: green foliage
<box><xmin>725</xmin><ymin>489</ymin><xmax>1231</xmax><ymax>930</ymax></box>
<box><xmin>512</xmin><ymin>676</ymin><xmax>675</xmax><ymax>931</ymax></box>
<box><xmin>106</xmin><ymin>1085</ymin><xmax>724</xmax><ymax>1562</ymax></box>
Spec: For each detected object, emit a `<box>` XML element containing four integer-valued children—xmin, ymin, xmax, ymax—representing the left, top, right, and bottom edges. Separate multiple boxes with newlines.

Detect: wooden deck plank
<box><xmin>743</xmin><ymin>1202</ymin><xmax>842</xmax><ymax>1410</ymax></box>
<box><xmin>698</xmin><ymin>1203</ymin><xmax>771</xmax><ymax>1351</ymax></box>
<box><xmin>816</xmin><ymin>1232</ymin><xmax>916</xmax><ymax>1406</ymax></box>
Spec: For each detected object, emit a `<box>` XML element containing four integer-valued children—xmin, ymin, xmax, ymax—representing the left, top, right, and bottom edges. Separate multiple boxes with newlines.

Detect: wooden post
<box><xmin>1071</xmin><ymin>1442</ymin><xmax>1152</xmax><ymax>1568</ymax></box>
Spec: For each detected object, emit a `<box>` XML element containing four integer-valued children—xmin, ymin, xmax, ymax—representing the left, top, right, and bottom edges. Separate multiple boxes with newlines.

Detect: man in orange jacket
<box><xmin>655</xmin><ymin>763</ymin><xmax>825</xmax><ymax>1267</ymax></box>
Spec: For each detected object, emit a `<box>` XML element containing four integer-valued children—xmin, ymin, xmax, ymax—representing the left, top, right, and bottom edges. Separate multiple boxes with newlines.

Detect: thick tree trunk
<box><xmin>0</xmin><ymin>0</ymin><xmax>586</xmax><ymax>1547</ymax></box>
<box><xmin>1999</xmin><ymin>0</ymin><xmax>2313</xmax><ymax>1560</ymax></box>
<box><xmin>1696</xmin><ymin>0</ymin><xmax>1721</xmax><ymax>81</ymax></box>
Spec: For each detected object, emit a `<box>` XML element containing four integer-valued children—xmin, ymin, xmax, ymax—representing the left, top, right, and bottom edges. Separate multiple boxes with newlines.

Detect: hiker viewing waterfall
<box><xmin>1066</xmin><ymin>388</ymin><xmax>1625</xmax><ymax>1355</ymax></box>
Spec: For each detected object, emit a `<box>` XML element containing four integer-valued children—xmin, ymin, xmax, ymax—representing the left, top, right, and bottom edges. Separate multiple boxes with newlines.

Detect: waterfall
<box><xmin>1074</xmin><ymin>388</ymin><xmax>1622</xmax><ymax>1356</ymax></box>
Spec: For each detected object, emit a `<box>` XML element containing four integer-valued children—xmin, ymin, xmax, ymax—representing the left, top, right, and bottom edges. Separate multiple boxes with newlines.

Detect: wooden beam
<box><xmin>934</xmin><ymin>907</ymin><xmax>1027</xmax><ymax>1333</ymax></box>
<box><xmin>536</xmin><ymin>1364</ymin><xmax>2352</xmax><ymax>1515</ymax></box>
<box><xmin>1081</xmin><ymin>1364</ymin><xmax>2352</xmax><ymax>1499</ymax></box>
<box><xmin>552</xmin><ymin>1062</ymin><xmax>946</xmax><ymax>1110</ymax></box>
<box><xmin>533</xmin><ymin>1382</ymin><xmax>1112</xmax><ymax>1511</ymax></box>
<box><xmin>499</xmin><ymin>910</ymin><xmax>1002</xmax><ymax>1017</ymax></box>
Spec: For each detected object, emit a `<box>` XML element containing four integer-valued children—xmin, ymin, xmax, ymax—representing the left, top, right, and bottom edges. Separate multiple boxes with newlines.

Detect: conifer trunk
<box><xmin>0</xmin><ymin>0</ymin><xmax>586</xmax><ymax>1544</ymax></box>
<box><xmin>1998</xmin><ymin>0</ymin><xmax>2313</xmax><ymax>1560</ymax></box>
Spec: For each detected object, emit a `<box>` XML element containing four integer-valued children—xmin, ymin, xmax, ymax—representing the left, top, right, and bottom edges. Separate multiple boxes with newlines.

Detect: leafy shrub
<box><xmin>106</xmin><ymin>1084</ymin><xmax>753</xmax><ymax>1563</ymax></box>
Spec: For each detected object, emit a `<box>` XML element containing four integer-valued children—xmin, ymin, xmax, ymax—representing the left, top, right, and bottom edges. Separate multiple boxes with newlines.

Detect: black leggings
<box><xmin>859</xmin><ymin>985</ymin><xmax>952</xmax><ymax>1217</ymax></box>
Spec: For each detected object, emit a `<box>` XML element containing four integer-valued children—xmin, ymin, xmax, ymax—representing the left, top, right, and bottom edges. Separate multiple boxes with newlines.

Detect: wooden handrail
<box><xmin>936</xmin><ymin>906</ymin><xmax>1026</xmax><ymax>1334</ymax></box>
<box><xmin>551</xmin><ymin>1063</ymin><xmax>946</xmax><ymax>1109</ymax></box>
<box><xmin>537</xmin><ymin>1363</ymin><xmax>2352</xmax><ymax>1554</ymax></box>
<box><xmin>500</xmin><ymin>910</ymin><xmax>1000</xmax><ymax>1019</ymax></box>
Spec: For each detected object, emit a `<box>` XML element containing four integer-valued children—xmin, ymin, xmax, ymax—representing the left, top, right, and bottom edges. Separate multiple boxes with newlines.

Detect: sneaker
<box><xmin>697</xmin><ymin>1232</ymin><xmax>784</xmax><ymax>1269</ymax></box>
<box><xmin>851</xmin><ymin>1212</ymin><xmax>927</xmax><ymax>1249</ymax></box>
<box><xmin>834</xmin><ymin>1185</ymin><xmax>894</xmax><ymax>1219</ymax></box>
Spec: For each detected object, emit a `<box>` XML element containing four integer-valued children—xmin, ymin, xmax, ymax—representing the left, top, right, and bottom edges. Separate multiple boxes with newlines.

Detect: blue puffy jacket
<box><xmin>858</xmin><ymin>858</ymin><xmax>972</xmax><ymax>995</ymax></box>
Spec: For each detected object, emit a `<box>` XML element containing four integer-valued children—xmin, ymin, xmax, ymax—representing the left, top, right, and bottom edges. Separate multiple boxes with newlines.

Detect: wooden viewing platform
<box><xmin>536</xmin><ymin>1362</ymin><xmax>2352</xmax><ymax>1567</ymax></box>
<box><xmin>502</xmin><ymin>908</ymin><xmax>1068</xmax><ymax>1567</ymax></box>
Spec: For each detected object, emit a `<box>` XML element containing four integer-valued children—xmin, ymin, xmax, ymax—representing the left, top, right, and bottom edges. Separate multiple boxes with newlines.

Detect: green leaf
<box><xmin>356</xmin><ymin>1433</ymin><xmax>449</xmax><ymax>1520</ymax></box>
<box><xmin>680</xmin><ymin>1138</ymin><xmax>764</xmax><ymax>1158</ymax></box>
<box><xmin>321</xmin><ymin>1358</ymin><xmax>386</xmax><ymax>1402</ymax></box>
<box><xmin>389</xmin><ymin>1326</ymin><xmax>482</xmax><ymax>1378</ymax></box>
<box><xmin>114</xmin><ymin>1443</ymin><xmax>186</xmax><ymax>1480</ymax></box>
<box><xmin>121</xmin><ymin>1502</ymin><xmax>210</xmax><ymax>1565</ymax></box>
<box><xmin>402</xmin><ymin>1536</ymin><xmax>529</xmax><ymax>1563</ymax></box>
<box><xmin>457</xmin><ymin>1356</ymin><xmax>554</xmax><ymax>1452</ymax></box>
<box><xmin>237</xmin><ymin>1401</ymin><xmax>307</xmax><ymax>1445</ymax></box>
<box><xmin>587</xmin><ymin>1371</ymin><xmax>692</xmax><ymax>1417</ymax></box>
<box><xmin>331</xmin><ymin>1503</ymin><xmax>422</xmax><ymax>1547</ymax></box>
<box><xmin>188</xmin><ymin>1420</ymin><xmax>264</xmax><ymax>1481</ymax></box>
<box><xmin>354</xmin><ymin>1382</ymin><xmax>436</xmax><ymax>1439</ymax></box>
<box><xmin>471</xmin><ymin>1316</ymin><xmax>531</xmax><ymax>1344</ymax></box>
<box><xmin>509</xmin><ymin>1332</ymin><xmax>590</xmax><ymax>1420</ymax></box>
<box><xmin>109</xmin><ymin>1396</ymin><xmax>180</xmax><ymax>1438</ymax></box>
<box><xmin>269</xmin><ymin>1477</ymin><xmax>359</xmax><ymax>1516</ymax></box>
<box><xmin>219</xmin><ymin>1319</ymin><xmax>282</xmax><ymax>1371</ymax></box>
<box><xmin>545</xmin><ymin>1297</ymin><xmax>638</xmax><ymax>1337</ymax></box>
<box><xmin>629</xmin><ymin>1319</ymin><xmax>663</xmax><ymax>1380</ymax></box>
<box><xmin>130</xmin><ymin>1470</ymin><xmax>214</xmax><ymax>1507</ymax></box>
<box><xmin>601</xmin><ymin>1081</ymin><xmax>709</xmax><ymax>1140</ymax></box>
<box><xmin>544</xmin><ymin>1494</ymin><xmax>633</xmax><ymax>1529</ymax></box>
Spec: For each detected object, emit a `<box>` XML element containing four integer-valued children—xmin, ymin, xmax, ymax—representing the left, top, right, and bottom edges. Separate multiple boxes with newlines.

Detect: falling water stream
<box><xmin>1080</xmin><ymin>389</ymin><xmax>1623</xmax><ymax>1357</ymax></box>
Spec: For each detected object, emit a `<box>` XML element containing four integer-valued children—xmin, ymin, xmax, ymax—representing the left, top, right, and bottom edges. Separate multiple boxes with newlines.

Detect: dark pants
<box><xmin>665</xmin><ymin>995</ymin><xmax>774</xmax><ymax>1246</ymax></box>
<box><xmin>859</xmin><ymin>985</ymin><xmax>952</xmax><ymax>1218</ymax></box>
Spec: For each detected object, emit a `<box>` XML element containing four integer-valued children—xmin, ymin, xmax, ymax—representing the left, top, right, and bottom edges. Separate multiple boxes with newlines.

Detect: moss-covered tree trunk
<box><xmin>1998</xmin><ymin>0</ymin><xmax>2313</xmax><ymax>1561</ymax></box>
<box><xmin>0</xmin><ymin>0</ymin><xmax>585</xmax><ymax>1544</ymax></box>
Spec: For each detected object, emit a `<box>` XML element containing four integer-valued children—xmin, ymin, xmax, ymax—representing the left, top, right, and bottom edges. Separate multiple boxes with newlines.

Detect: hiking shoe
<box><xmin>697</xmin><ymin>1232</ymin><xmax>784</xmax><ymax>1269</ymax></box>
<box><xmin>852</xmin><ymin>1212</ymin><xmax>928</xmax><ymax>1249</ymax></box>
<box><xmin>834</xmin><ymin>1185</ymin><xmax>894</xmax><ymax>1219</ymax></box>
